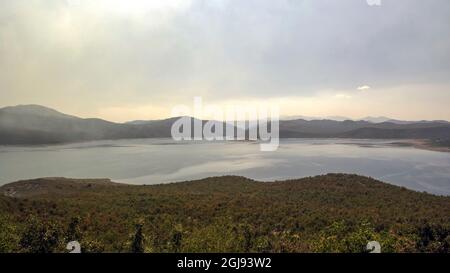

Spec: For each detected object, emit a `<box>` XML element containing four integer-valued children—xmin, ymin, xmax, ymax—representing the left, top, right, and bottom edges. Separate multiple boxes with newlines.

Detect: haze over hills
<box><xmin>0</xmin><ymin>105</ymin><xmax>238</xmax><ymax>145</ymax></box>
<box><xmin>283</xmin><ymin>114</ymin><xmax>449</xmax><ymax>125</ymax></box>
<box><xmin>0</xmin><ymin>104</ymin><xmax>449</xmax><ymax>145</ymax></box>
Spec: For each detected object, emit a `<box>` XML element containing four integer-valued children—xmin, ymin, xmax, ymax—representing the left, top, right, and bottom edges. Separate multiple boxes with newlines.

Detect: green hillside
<box><xmin>1</xmin><ymin>174</ymin><xmax>450</xmax><ymax>253</ymax></box>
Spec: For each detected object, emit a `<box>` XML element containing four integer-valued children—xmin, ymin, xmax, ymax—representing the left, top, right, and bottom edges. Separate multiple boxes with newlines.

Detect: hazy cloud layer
<box><xmin>0</xmin><ymin>0</ymin><xmax>449</xmax><ymax>121</ymax></box>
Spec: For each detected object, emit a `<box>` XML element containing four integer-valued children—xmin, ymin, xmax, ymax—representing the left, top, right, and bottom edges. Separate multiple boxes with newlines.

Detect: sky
<box><xmin>0</xmin><ymin>0</ymin><xmax>449</xmax><ymax>122</ymax></box>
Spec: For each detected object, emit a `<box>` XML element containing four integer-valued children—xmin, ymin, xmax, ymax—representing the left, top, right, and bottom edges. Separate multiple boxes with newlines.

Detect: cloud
<box><xmin>0</xmin><ymin>0</ymin><xmax>449</xmax><ymax>120</ymax></box>
<box><xmin>357</xmin><ymin>85</ymin><xmax>371</xmax><ymax>91</ymax></box>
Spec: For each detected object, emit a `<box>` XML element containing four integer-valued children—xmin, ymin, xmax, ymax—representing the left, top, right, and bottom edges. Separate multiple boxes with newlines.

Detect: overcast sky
<box><xmin>1</xmin><ymin>0</ymin><xmax>449</xmax><ymax>122</ymax></box>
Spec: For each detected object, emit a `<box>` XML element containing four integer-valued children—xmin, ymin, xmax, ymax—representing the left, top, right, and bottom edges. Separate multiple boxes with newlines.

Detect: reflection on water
<box><xmin>1</xmin><ymin>138</ymin><xmax>450</xmax><ymax>195</ymax></box>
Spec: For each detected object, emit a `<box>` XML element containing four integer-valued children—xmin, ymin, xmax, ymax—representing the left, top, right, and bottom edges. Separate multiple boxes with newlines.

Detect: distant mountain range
<box><xmin>282</xmin><ymin>114</ymin><xmax>449</xmax><ymax>124</ymax></box>
<box><xmin>0</xmin><ymin>104</ymin><xmax>449</xmax><ymax>145</ymax></box>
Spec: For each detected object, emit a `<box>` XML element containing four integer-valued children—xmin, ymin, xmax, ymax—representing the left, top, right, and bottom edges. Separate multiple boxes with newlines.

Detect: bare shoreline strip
<box><xmin>392</xmin><ymin>139</ymin><xmax>450</xmax><ymax>153</ymax></box>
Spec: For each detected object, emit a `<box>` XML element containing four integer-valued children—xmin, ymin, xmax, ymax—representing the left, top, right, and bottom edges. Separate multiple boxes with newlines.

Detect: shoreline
<box><xmin>392</xmin><ymin>139</ymin><xmax>450</xmax><ymax>153</ymax></box>
<box><xmin>2</xmin><ymin>173</ymin><xmax>450</xmax><ymax>198</ymax></box>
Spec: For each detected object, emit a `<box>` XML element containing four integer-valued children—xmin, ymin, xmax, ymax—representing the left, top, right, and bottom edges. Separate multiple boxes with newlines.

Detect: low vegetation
<box><xmin>1</xmin><ymin>174</ymin><xmax>450</xmax><ymax>253</ymax></box>
<box><xmin>431</xmin><ymin>138</ymin><xmax>450</xmax><ymax>148</ymax></box>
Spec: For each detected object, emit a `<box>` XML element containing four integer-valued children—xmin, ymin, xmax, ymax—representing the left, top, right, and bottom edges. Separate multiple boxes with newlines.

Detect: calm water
<box><xmin>1</xmin><ymin>139</ymin><xmax>450</xmax><ymax>195</ymax></box>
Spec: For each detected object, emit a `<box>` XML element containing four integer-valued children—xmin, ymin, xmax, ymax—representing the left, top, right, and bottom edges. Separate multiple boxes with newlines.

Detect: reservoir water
<box><xmin>1</xmin><ymin>138</ymin><xmax>450</xmax><ymax>195</ymax></box>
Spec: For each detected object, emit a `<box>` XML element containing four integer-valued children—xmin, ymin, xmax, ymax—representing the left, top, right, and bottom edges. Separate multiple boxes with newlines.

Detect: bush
<box><xmin>19</xmin><ymin>216</ymin><xmax>63</xmax><ymax>253</ymax></box>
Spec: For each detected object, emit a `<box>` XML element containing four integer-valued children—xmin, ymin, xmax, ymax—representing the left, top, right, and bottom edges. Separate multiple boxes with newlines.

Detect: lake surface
<box><xmin>1</xmin><ymin>138</ymin><xmax>450</xmax><ymax>195</ymax></box>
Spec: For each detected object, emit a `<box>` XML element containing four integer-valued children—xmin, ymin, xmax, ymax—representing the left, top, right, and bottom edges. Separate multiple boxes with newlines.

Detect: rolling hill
<box><xmin>0</xmin><ymin>104</ymin><xmax>449</xmax><ymax>145</ymax></box>
<box><xmin>1</xmin><ymin>174</ymin><xmax>450</xmax><ymax>253</ymax></box>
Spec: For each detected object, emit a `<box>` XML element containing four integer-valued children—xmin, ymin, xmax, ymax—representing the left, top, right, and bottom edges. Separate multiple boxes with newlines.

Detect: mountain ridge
<box><xmin>1</xmin><ymin>104</ymin><xmax>449</xmax><ymax>145</ymax></box>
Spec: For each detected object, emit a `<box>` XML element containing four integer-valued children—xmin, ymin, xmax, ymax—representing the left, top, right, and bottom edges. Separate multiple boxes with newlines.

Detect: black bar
<box><xmin>1</xmin><ymin>253</ymin><xmax>448</xmax><ymax>272</ymax></box>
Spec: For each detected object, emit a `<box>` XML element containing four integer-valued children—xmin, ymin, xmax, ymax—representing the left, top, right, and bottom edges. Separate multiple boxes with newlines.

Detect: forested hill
<box><xmin>1</xmin><ymin>174</ymin><xmax>450</xmax><ymax>253</ymax></box>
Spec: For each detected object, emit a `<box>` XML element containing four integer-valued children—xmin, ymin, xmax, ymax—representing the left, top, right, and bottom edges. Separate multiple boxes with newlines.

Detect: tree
<box><xmin>131</xmin><ymin>223</ymin><xmax>145</xmax><ymax>253</ymax></box>
<box><xmin>19</xmin><ymin>216</ymin><xmax>62</xmax><ymax>253</ymax></box>
<box><xmin>171</xmin><ymin>224</ymin><xmax>183</xmax><ymax>253</ymax></box>
<box><xmin>417</xmin><ymin>223</ymin><xmax>450</xmax><ymax>253</ymax></box>
<box><xmin>65</xmin><ymin>217</ymin><xmax>82</xmax><ymax>242</ymax></box>
<box><xmin>312</xmin><ymin>220</ymin><xmax>396</xmax><ymax>253</ymax></box>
